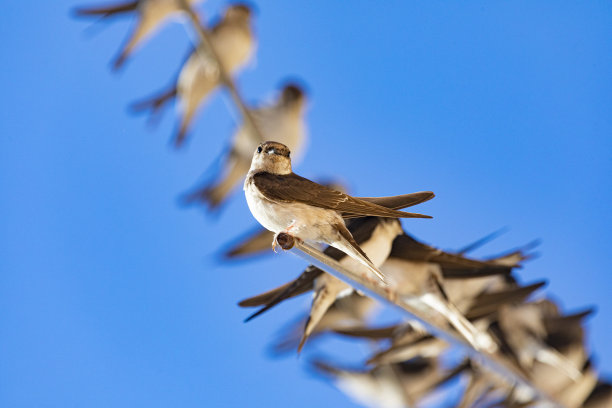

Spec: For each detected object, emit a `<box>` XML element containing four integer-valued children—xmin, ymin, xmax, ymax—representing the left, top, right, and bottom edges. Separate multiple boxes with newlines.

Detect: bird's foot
<box><xmin>273</xmin><ymin>232</ymin><xmax>302</xmax><ymax>251</ymax></box>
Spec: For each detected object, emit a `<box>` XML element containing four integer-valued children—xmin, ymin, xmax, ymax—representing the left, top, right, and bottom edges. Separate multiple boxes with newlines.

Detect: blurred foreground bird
<box><xmin>74</xmin><ymin>0</ymin><xmax>203</xmax><ymax>70</ymax></box>
<box><xmin>312</xmin><ymin>357</ymin><xmax>466</xmax><ymax>408</ymax></box>
<box><xmin>243</xmin><ymin>141</ymin><xmax>434</xmax><ymax>282</ymax></box>
<box><xmin>183</xmin><ymin>83</ymin><xmax>308</xmax><ymax>208</ymax></box>
<box><xmin>132</xmin><ymin>3</ymin><xmax>255</xmax><ymax>146</ymax></box>
<box><xmin>497</xmin><ymin>299</ymin><xmax>584</xmax><ymax>381</ymax></box>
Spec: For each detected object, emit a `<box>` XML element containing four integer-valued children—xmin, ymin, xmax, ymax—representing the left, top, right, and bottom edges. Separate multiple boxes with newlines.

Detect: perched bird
<box><xmin>268</xmin><ymin>293</ymin><xmax>376</xmax><ymax>355</ymax></box>
<box><xmin>243</xmin><ymin>141</ymin><xmax>434</xmax><ymax>282</ymax></box>
<box><xmin>312</xmin><ymin>357</ymin><xmax>466</xmax><ymax>408</ymax></box>
<box><xmin>74</xmin><ymin>0</ymin><xmax>203</xmax><ymax>70</ymax></box>
<box><xmin>132</xmin><ymin>3</ymin><xmax>255</xmax><ymax>146</ymax></box>
<box><xmin>372</xmin><ymin>233</ymin><xmax>535</xmax><ymax>352</ymax></box>
<box><xmin>183</xmin><ymin>83</ymin><xmax>308</xmax><ymax>208</ymax></box>
<box><xmin>497</xmin><ymin>299</ymin><xmax>584</xmax><ymax>381</ymax></box>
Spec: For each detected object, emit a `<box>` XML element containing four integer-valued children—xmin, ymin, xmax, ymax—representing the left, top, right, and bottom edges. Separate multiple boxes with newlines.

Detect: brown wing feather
<box><xmin>73</xmin><ymin>1</ymin><xmax>138</xmax><ymax>17</ymax></box>
<box><xmin>253</xmin><ymin>172</ymin><xmax>432</xmax><ymax>219</ymax></box>
<box><xmin>358</xmin><ymin>191</ymin><xmax>435</xmax><ymax>211</ymax></box>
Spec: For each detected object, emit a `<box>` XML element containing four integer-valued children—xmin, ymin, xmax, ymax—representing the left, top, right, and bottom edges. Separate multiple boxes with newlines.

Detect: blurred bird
<box><xmin>312</xmin><ymin>357</ymin><xmax>466</xmax><ymax>408</ymax></box>
<box><xmin>74</xmin><ymin>0</ymin><xmax>203</xmax><ymax>70</ymax></box>
<box><xmin>244</xmin><ymin>141</ymin><xmax>434</xmax><ymax>282</ymax></box>
<box><xmin>497</xmin><ymin>299</ymin><xmax>584</xmax><ymax>381</ymax></box>
<box><xmin>516</xmin><ymin>305</ymin><xmax>596</xmax><ymax>401</ymax></box>
<box><xmin>132</xmin><ymin>3</ymin><xmax>255</xmax><ymax>146</ymax></box>
<box><xmin>268</xmin><ymin>293</ymin><xmax>376</xmax><ymax>355</ymax></box>
<box><xmin>183</xmin><ymin>83</ymin><xmax>308</xmax><ymax>208</ymax></box>
<box><xmin>376</xmin><ymin>233</ymin><xmax>532</xmax><ymax>352</ymax></box>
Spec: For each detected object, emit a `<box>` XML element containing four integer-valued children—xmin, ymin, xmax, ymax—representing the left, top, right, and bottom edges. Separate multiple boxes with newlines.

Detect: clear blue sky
<box><xmin>1</xmin><ymin>1</ymin><xmax>610</xmax><ymax>407</ymax></box>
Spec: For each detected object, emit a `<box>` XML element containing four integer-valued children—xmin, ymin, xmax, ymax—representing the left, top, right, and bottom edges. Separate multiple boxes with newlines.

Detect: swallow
<box><xmin>312</xmin><ymin>357</ymin><xmax>467</xmax><ymax>408</ymax></box>
<box><xmin>496</xmin><ymin>299</ymin><xmax>585</xmax><ymax>381</ymax></box>
<box><xmin>523</xmin><ymin>307</ymin><xmax>595</xmax><ymax>399</ymax></box>
<box><xmin>74</xmin><ymin>0</ymin><xmax>203</xmax><ymax>70</ymax></box>
<box><xmin>243</xmin><ymin>141</ymin><xmax>434</xmax><ymax>282</ymax></box>
<box><xmin>268</xmin><ymin>293</ymin><xmax>375</xmax><ymax>355</ymax></box>
<box><xmin>183</xmin><ymin>83</ymin><xmax>308</xmax><ymax>208</ymax></box>
<box><xmin>377</xmin><ymin>233</ymin><xmax>533</xmax><ymax>352</ymax></box>
<box><xmin>132</xmin><ymin>3</ymin><xmax>255</xmax><ymax>146</ymax></box>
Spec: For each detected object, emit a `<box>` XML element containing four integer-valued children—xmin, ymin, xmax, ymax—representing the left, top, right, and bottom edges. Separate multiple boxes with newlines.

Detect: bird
<box><xmin>131</xmin><ymin>3</ymin><xmax>255</xmax><ymax>146</ymax></box>
<box><xmin>183</xmin><ymin>83</ymin><xmax>308</xmax><ymax>208</ymax></box>
<box><xmin>496</xmin><ymin>299</ymin><xmax>584</xmax><ymax>381</ymax></box>
<box><xmin>74</xmin><ymin>0</ymin><xmax>203</xmax><ymax>70</ymax></box>
<box><xmin>243</xmin><ymin>141</ymin><xmax>434</xmax><ymax>283</ymax></box>
<box><xmin>267</xmin><ymin>293</ymin><xmax>376</xmax><ymax>355</ymax></box>
<box><xmin>312</xmin><ymin>357</ymin><xmax>467</xmax><ymax>408</ymax></box>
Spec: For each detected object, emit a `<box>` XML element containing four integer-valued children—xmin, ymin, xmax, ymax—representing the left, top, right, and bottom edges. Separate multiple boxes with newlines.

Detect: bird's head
<box><xmin>224</xmin><ymin>4</ymin><xmax>252</xmax><ymax>24</ymax></box>
<box><xmin>249</xmin><ymin>141</ymin><xmax>292</xmax><ymax>175</ymax></box>
<box><xmin>280</xmin><ymin>83</ymin><xmax>306</xmax><ymax>107</ymax></box>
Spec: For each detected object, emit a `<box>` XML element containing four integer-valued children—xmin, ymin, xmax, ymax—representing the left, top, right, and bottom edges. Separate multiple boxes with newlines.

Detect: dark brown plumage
<box><xmin>252</xmin><ymin>172</ymin><xmax>433</xmax><ymax>219</ymax></box>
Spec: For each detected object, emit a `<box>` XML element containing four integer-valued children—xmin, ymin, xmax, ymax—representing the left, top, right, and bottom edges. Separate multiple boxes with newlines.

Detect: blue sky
<box><xmin>1</xmin><ymin>1</ymin><xmax>610</xmax><ymax>407</ymax></box>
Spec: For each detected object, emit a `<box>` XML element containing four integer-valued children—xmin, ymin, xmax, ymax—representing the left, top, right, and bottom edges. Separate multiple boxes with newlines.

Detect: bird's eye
<box><xmin>257</xmin><ymin>146</ymin><xmax>262</xmax><ymax>153</ymax></box>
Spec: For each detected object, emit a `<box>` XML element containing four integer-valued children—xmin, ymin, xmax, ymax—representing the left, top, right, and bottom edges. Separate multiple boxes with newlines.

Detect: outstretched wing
<box><xmin>252</xmin><ymin>172</ymin><xmax>432</xmax><ymax>219</ymax></box>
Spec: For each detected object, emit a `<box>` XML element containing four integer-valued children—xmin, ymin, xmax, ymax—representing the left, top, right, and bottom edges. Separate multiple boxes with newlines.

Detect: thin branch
<box><xmin>176</xmin><ymin>0</ymin><xmax>265</xmax><ymax>141</ymax></box>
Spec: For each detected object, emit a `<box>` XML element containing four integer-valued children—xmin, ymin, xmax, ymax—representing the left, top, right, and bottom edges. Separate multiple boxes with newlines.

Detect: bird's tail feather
<box><xmin>298</xmin><ymin>280</ymin><xmax>343</xmax><ymax>352</ymax></box>
<box><xmin>333</xmin><ymin>223</ymin><xmax>386</xmax><ymax>282</ymax></box>
<box><xmin>131</xmin><ymin>86</ymin><xmax>177</xmax><ymax>114</ymax></box>
<box><xmin>73</xmin><ymin>1</ymin><xmax>138</xmax><ymax>17</ymax></box>
<box><xmin>185</xmin><ymin>153</ymin><xmax>251</xmax><ymax>208</ymax></box>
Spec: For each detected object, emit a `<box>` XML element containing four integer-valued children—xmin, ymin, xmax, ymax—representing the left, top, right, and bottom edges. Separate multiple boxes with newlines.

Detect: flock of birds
<box><xmin>74</xmin><ymin>1</ymin><xmax>609</xmax><ymax>407</ymax></box>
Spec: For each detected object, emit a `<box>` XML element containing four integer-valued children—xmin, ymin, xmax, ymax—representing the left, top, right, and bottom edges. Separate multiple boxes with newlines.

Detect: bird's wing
<box><xmin>390</xmin><ymin>234</ymin><xmax>510</xmax><ymax>272</ymax></box>
<box><xmin>465</xmin><ymin>281</ymin><xmax>547</xmax><ymax>321</ymax></box>
<box><xmin>237</xmin><ymin>279</ymin><xmax>306</xmax><ymax>308</ymax></box>
<box><xmin>356</xmin><ymin>191</ymin><xmax>435</xmax><ymax>213</ymax></box>
<box><xmin>252</xmin><ymin>172</ymin><xmax>432</xmax><ymax>218</ymax></box>
<box><xmin>224</xmin><ymin>228</ymin><xmax>275</xmax><ymax>259</ymax></box>
<box><xmin>333</xmin><ymin>325</ymin><xmax>401</xmax><ymax>339</ymax></box>
<box><xmin>241</xmin><ymin>267</ymin><xmax>322</xmax><ymax>322</ymax></box>
<box><xmin>73</xmin><ymin>1</ymin><xmax>138</xmax><ymax>17</ymax></box>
